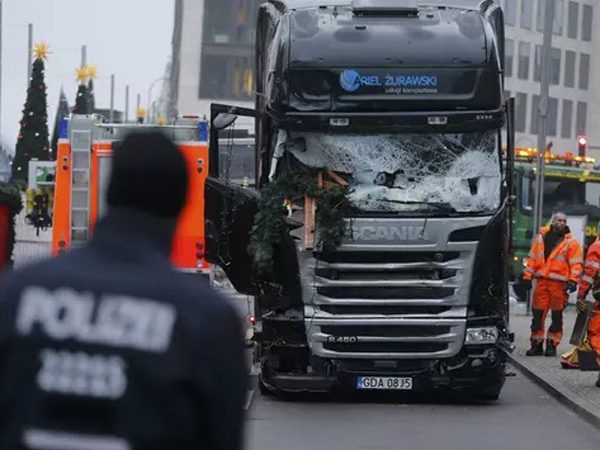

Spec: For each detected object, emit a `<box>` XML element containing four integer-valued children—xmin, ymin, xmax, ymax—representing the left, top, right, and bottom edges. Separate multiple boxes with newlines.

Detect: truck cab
<box><xmin>206</xmin><ymin>0</ymin><xmax>515</xmax><ymax>399</ymax></box>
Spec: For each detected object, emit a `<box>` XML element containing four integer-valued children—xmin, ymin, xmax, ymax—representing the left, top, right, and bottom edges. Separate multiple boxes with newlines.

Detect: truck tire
<box><xmin>258</xmin><ymin>374</ymin><xmax>275</xmax><ymax>397</ymax></box>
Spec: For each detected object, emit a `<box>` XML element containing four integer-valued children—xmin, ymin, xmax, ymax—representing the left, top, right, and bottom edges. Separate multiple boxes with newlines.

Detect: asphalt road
<box><xmin>245</xmin><ymin>372</ymin><xmax>600</xmax><ymax>450</ymax></box>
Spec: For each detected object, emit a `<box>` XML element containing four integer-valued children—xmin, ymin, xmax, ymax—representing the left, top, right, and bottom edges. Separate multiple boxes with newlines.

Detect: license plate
<box><xmin>357</xmin><ymin>376</ymin><xmax>413</xmax><ymax>390</ymax></box>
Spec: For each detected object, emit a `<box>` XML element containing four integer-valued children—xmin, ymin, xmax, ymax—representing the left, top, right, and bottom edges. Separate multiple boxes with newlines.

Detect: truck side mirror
<box><xmin>213</xmin><ymin>113</ymin><xmax>238</xmax><ymax>130</ymax></box>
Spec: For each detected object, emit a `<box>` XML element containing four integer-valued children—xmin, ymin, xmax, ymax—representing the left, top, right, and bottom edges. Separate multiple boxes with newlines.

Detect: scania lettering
<box><xmin>352</xmin><ymin>226</ymin><xmax>430</xmax><ymax>242</ymax></box>
<box><xmin>205</xmin><ymin>0</ymin><xmax>515</xmax><ymax>400</ymax></box>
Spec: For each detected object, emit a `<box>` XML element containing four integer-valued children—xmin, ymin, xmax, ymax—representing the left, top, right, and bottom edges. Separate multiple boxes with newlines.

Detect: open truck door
<box><xmin>205</xmin><ymin>104</ymin><xmax>260</xmax><ymax>296</ymax></box>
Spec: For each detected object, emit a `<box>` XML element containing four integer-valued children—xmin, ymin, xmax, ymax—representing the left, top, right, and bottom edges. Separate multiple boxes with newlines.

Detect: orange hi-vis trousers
<box><xmin>531</xmin><ymin>279</ymin><xmax>569</xmax><ymax>346</ymax></box>
<box><xmin>589</xmin><ymin>302</ymin><xmax>600</xmax><ymax>365</ymax></box>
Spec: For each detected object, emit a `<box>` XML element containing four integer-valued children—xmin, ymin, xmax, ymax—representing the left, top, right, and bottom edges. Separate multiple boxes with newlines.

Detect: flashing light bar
<box><xmin>504</xmin><ymin>147</ymin><xmax>596</xmax><ymax>165</ymax></box>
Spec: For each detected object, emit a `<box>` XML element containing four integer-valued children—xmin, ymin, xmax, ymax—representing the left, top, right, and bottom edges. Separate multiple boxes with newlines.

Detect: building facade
<box><xmin>500</xmin><ymin>0</ymin><xmax>600</xmax><ymax>157</ymax></box>
<box><xmin>170</xmin><ymin>0</ymin><xmax>600</xmax><ymax>156</ymax></box>
<box><xmin>169</xmin><ymin>0</ymin><xmax>261</xmax><ymax>120</ymax></box>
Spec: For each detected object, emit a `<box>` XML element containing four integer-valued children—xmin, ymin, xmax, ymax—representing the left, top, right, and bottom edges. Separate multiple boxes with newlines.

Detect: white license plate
<box><xmin>357</xmin><ymin>376</ymin><xmax>413</xmax><ymax>390</ymax></box>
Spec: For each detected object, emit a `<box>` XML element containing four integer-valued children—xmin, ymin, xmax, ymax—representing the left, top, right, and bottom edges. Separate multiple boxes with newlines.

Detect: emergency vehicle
<box><xmin>51</xmin><ymin>114</ymin><xmax>212</xmax><ymax>279</ymax></box>
<box><xmin>509</xmin><ymin>147</ymin><xmax>600</xmax><ymax>300</ymax></box>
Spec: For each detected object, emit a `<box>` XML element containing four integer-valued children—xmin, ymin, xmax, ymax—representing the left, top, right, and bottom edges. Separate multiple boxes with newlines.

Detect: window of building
<box><xmin>568</xmin><ymin>1</ymin><xmax>579</xmax><ymax>39</ymax></box>
<box><xmin>199</xmin><ymin>0</ymin><xmax>263</xmax><ymax>101</ymax></box>
<box><xmin>550</xmin><ymin>48</ymin><xmax>561</xmax><ymax>85</ymax></box>
<box><xmin>577</xmin><ymin>102</ymin><xmax>588</xmax><ymax>136</ymax></box>
<box><xmin>564</xmin><ymin>50</ymin><xmax>576</xmax><ymax>88</ymax></box>
<box><xmin>579</xmin><ymin>53</ymin><xmax>590</xmax><ymax>90</ymax></box>
<box><xmin>548</xmin><ymin>97</ymin><xmax>559</xmax><ymax>137</ymax></box>
<box><xmin>518</xmin><ymin>42</ymin><xmax>531</xmax><ymax>80</ymax></box>
<box><xmin>534</xmin><ymin>46</ymin><xmax>560</xmax><ymax>84</ymax></box>
<box><xmin>505</xmin><ymin>39</ymin><xmax>515</xmax><ymax>77</ymax></box>
<box><xmin>505</xmin><ymin>0</ymin><xmax>517</xmax><ymax>26</ymax></box>
<box><xmin>562</xmin><ymin>100</ymin><xmax>573</xmax><ymax>139</ymax></box>
<box><xmin>538</xmin><ymin>0</ymin><xmax>564</xmax><ymax>33</ymax></box>
<box><xmin>531</xmin><ymin>95</ymin><xmax>540</xmax><ymax>134</ymax></box>
<box><xmin>202</xmin><ymin>0</ymin><xmax>260</xmax><ymax>45</ymax></box>
<box><xmin>582</xmin><ymin>4</ymin><xmax>593</xmax><ymax>41</ymax></box>
<box><xmin>534</xmin><ymin>45</ymin><xmax>542</xmax><ymax>82</ymax></box>
<box><xmin>516</xmin><ymin>93</ymin><xmax>528</xmax><ymax>133</ymax></box>
<box><xmin>199</xmin><ymin>54</ymin><xmax>254</xmax><ymax>101</ymax></box>
<box><xmin>521</xmin><ymin>0</ymin><xmax>534</xmax><ymax>29</ymax></box>
<box><xmin>537</xmin><ymin>0</ymin><xmax>546</xmax><ymax>32</ymax></box>
<box><xmin>553</xmin><ymin>0</ymin><xmax>565</xmax><ymax>35</ymax></box>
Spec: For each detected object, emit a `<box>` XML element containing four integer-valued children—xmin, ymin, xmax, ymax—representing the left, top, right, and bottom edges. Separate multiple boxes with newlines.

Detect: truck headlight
<box><xmin>465</xmin><ymin>327</ymin><xmax>499</xmax><ymax>345</ymax></box>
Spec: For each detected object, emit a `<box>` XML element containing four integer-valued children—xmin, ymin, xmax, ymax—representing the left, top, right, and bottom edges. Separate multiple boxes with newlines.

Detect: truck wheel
<box><xmin>258</xmin><ymin>375</ymin><xmax>275</xmax><ymax>397</ymax></box>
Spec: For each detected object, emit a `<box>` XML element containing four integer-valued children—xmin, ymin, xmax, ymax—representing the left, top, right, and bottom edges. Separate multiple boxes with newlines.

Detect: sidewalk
<box><xmin>510</xmin><ymin>299</ymin><xmax>600</xmax><ymax>428</ymax></box>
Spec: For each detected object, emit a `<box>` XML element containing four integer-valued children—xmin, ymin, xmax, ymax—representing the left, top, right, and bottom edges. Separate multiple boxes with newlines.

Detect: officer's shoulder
<box><xmin>170</xmin><ymin>271</ymin><xmax>238</xmax><ymax>318</ymax></box>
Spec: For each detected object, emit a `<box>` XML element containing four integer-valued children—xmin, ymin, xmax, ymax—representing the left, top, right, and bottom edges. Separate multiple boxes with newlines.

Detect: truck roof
<box><xmin>288</xmin><ymin>3</ymin><xmax>488</xmax><ymax>68</ymax></box>
<box><xmin>273</xmin><ymin>0</ymin><xmax>493</xmax><ymax>12</ymax></box>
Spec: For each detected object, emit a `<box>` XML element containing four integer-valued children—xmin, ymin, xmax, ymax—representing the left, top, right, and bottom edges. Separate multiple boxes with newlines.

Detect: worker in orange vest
<box><xmin>577</xmin><ymin>234</ymin><xmax>600</xmax><ymax>387</ymax></box>
<box><xmin>522</xmin><ymin>212</ymin><xmax>583</xmax><ymax>356</ymax></box>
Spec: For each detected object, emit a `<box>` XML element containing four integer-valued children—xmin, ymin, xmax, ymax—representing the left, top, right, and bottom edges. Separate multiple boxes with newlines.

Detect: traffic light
<box><xmin>578</xmin><ymin>135</ymin><xmax>587</xmax><ymax>156</ymax></box>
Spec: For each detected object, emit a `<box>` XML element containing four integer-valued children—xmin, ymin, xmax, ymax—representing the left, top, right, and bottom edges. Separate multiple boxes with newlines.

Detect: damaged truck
<box><xmin>206</xmin><ymin>0</ymin><xmax>516</xmax><ymax>399</ymax></box>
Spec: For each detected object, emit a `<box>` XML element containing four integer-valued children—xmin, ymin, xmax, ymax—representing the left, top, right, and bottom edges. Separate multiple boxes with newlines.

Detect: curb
<box><xmin>509</xmin><ymin>355</ymin><xmax>600</xmax><ymax>431</ymax></box>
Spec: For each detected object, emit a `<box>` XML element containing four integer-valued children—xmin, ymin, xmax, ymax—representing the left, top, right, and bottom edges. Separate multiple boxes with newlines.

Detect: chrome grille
<box><xmin>298</xmin><ymin>217</ymin><xmax>493</xmax><ymax>360</ymax></box>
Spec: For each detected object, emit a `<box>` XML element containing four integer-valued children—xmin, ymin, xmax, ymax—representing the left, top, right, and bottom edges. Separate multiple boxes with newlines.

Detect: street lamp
<box><xmin>147</xmin><ymin>77</ymin><xmax>168</xmax><ymax>123</ymax></box>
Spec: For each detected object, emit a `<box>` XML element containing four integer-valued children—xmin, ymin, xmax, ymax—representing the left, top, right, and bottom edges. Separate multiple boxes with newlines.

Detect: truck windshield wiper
<box><xmin>381</xmin><ymin>199</ymin><xmax>458</xmax><ymax>214</ymax></box>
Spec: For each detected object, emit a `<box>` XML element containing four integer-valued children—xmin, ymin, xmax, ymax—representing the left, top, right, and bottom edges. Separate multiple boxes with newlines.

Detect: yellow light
<box><xmin>33</xmin><ymin>42</ymin><xmax>50</xmax><ymax>60</ymax></box>
<box><xmin>75</xmin><ymin>67</ymin><xmax>89</xmax><ymax>83</ymax></box>
<box><xmin>86</xmin><ymin>65</ymin><xmax>98</xmax><ymax>80</ymax></box>
<box><xmin>513</xmin><ymin>256</ymin><xmax>519</xmax><ymax>261</ymax></box>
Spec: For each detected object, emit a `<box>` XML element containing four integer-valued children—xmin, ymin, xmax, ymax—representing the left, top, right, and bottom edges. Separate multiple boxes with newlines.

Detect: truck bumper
<box><xmin>260</xmin><ymin>345</ymin><xmax>507</xmax><ymax>395</ymax></box>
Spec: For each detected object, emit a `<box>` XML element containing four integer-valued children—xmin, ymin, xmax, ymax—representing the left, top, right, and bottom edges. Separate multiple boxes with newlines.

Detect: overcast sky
<box><xmin>1</xmin><ymin>0</ymin><xmax>175</xmax><ymax>151</ymax></box>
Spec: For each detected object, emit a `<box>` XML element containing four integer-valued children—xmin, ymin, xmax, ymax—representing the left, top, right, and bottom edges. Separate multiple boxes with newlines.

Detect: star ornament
<box><xmin>86</xmin><ymin>65</ymin><xmax>98</xmax><ymax>80</ymax></box>
<box><xmin>34</xmin><ymin>42</ymin><xmax>50</xmax><ymax>60</ymax></box>
<box><xmin>75</xmin><ymin>67</ymin><xmax>89</xmax><ymax>83</ymax></box>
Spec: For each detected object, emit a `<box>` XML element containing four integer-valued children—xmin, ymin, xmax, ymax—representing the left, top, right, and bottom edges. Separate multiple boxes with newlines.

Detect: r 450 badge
<box><xmin>327</xmin><ymin>336</ymin><xmax>358</xmax><ymax>344</ymax></box>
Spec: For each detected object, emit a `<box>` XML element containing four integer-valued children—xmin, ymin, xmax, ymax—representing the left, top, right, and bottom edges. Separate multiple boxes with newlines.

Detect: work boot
<box><xmin>526</xmin><ymin>342</ymin><xmax>544</xmax><ymax>356</ymax></box>
<box><xmin>545</xmin><ymin>340</ymin><xmax>557</xmax><ymax>357</ymax></box>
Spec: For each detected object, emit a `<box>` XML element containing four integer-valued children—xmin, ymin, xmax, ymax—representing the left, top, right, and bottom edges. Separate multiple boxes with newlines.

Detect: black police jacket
<box><xmin>0</xmin><ymin>208</ymin><xmax>248</xmax><ymax>450</ymax></box>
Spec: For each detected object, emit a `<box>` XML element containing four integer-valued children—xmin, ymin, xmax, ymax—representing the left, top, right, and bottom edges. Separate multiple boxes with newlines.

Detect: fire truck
<box><xmin>51</xmin><ymin>114</ymin><xmax>212</xmax><ymax>279</ymax></box>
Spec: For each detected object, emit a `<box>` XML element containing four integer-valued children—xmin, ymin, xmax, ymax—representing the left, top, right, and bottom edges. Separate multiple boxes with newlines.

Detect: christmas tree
<box><xmin>87</xmin><ymin>66</ymin><xmax>97</xmax><ymax>113</ymax></box>
<box><xmin>50</xmin><ymin>88</ymin><xmax>70</xmax><ymax>159</ymax></box>
<box><xmin>11</xmin><ymin>43</ymin><xmax>51</xmax><ymax>184</ymax></box>
<box><xmin>72</xmin><ymin>67</ymin><xmax>91</xmax><ymax>114</ymax></box>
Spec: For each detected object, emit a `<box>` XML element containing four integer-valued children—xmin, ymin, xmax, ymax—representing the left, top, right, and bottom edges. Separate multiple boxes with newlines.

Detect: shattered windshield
<box><xmin>285</xmin><ymin>130</ymin><xmax>501</xmax><ymax>214</ymax></box>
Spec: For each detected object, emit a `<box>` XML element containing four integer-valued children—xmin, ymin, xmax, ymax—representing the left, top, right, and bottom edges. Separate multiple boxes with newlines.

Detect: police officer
<box><xmin>0</xmin><ymin>131</ymin><xmax>248</xmax><ymax>450</ymax></box>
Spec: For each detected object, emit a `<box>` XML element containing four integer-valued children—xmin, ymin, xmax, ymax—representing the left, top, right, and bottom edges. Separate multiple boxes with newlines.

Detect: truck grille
<box><xmin>323</xmin><ymin>342</ymin><xmax>449</xmax><ymax>354</ymax></box>
<box><xmin>315</xmin><ymin>251</ymin><xmax>461</xmax><ymax>264</ymax></box>
<box><xmin>316</xmin><ymin>286</ymin><xmax>455</xmax><ymax>299</ymax></box>
<box><xmin>301</xmin><ymin>228</ymin><xmax>480</xmax><ymax>360</ymax></box>
<box><xmin>319</xmin><ymin>305</ymin><xmax>452</xmax><ymax>315</ymax></box>
<box><xmin>320</xmin><ymin>325</ymin><xmax>452</xmax><ymax>338</ymax></box>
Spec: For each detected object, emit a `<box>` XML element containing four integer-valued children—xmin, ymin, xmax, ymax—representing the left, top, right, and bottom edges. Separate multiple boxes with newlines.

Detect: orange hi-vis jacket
<box><xmin>579</xmin><ymin>237</ymin><xmax>600</xmax><ymax>299</ymax></box>
<box><xmin>524</xmin><ymin>227</ymin><xmax>583</xmax><ymax>284</ymax></box>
